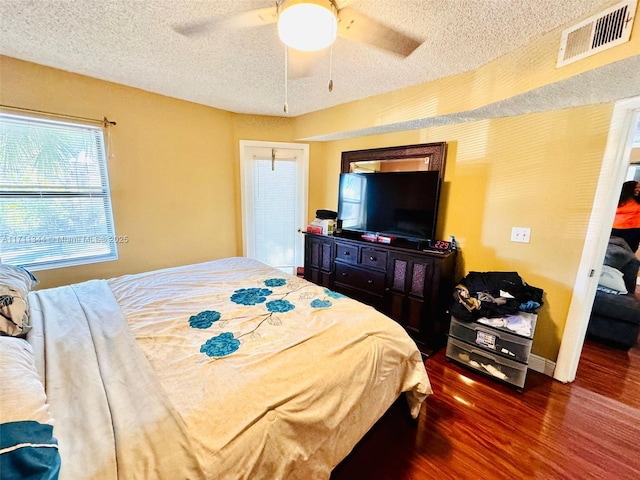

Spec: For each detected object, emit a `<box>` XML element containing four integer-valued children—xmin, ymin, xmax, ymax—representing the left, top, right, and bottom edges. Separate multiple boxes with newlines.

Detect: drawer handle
<box><xmin>367</xmin><ymin>279</ymin><xmax>373</xmax><ymax>284</ymax></box>
<box><xmin>344</xmin><ymin>251</ymin><xmax>350</xmax><ymax>256</ymax></box>
<box><xmin>342</xmin><ymin>272</ymin><xmax>348</xmax><ymax>277</ymax></box>
<box><xmin>369</xmin><ymin>256</ymin><xmax>376</xmax><ymax>261</ymax></box>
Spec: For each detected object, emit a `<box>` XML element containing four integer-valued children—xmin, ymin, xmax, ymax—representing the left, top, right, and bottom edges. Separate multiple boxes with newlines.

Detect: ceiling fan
<box><xmin>174</xmin><ymin>0</ymin><xmax>424</xmax><ymax>75</ymax></box>
<box><xmin>175</xmin><ymin>1</ymin><xmax>423</xmax><ymax>113</ymax></box>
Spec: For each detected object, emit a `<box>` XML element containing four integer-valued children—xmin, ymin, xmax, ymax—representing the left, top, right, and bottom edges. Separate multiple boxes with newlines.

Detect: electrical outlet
<box><xmin>511</xmin><ymin>227</ymin><xmax>531</xmax><ymax>243</ymax></box>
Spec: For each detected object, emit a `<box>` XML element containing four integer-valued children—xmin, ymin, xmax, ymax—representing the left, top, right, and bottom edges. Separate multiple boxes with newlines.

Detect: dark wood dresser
<box><xmin>304</xmin><ymin>232</ymin><xmax>457</xmax><ymax>356</ymax></box>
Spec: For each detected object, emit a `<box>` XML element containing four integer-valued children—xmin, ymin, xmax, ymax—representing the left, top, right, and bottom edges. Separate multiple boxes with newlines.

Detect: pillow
<box><xmin>604</xmin><ymin>236</ymin><xmax>636</xmax><ymax>270</ymax></box>
<box><xmin>0</xmin><ymin>337</ymin><xmax>60</xmax><ymax>479</ymax></box>
<box><xmin>598</xmin><ymin>265</ymin><xmax>628</xmax><ymax>294</ymax></box>
<box><xmin>0</xmin><ymin>265</ymin><xmax>38</xmax><ymax>337</ymax></box>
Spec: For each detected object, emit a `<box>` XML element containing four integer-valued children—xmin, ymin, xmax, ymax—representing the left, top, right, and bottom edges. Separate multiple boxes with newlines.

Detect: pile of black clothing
<box><xmin>450</xmin><ymin>271</ymin><xmax>543</xmax><ymax>321</ymax></box>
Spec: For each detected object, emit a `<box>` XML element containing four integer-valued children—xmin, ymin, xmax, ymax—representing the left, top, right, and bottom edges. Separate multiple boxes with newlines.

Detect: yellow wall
<box><xmin>0</xmin><ymin>56</ymin><xmax>293</xmax><ymax>288</ymax></box>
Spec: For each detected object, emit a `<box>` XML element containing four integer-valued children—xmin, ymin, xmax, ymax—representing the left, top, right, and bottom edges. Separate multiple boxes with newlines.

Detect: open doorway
<box><xmin>622</xmin><ymin>162</ymin><xmax>640</xmax><ymax>286</ymax></box>
<box><xmin>555</xmin><ymin>97</ymin><xmax>640</xmax><ymax>383</ymax></box>
<box><xmin>624</xmin><ymin>163</ymin><xmax>640</xmax><ymax>281</ymax></box>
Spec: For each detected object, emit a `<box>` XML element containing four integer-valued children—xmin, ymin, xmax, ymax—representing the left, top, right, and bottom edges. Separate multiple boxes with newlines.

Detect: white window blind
<box><xmin>0</xmin><ymin>113</ymin><xmax>118</xmax><ymax>270</ymax></box>
<box><xmin>252</xmin><ymin>158</ymin><xmax>297</xmax><ymax>272</ymax></box>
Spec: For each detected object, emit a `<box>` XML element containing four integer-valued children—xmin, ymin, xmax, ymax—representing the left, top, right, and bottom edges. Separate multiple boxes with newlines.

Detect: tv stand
<box><xmin>333</xmin><ymin>230</ymin><xmax>428</xmax><ymax>251</ymax></box>
<box><xmin>303</xmin><ymin>233</ymin><xmax>457</xmax><ymax>356</ymax></box>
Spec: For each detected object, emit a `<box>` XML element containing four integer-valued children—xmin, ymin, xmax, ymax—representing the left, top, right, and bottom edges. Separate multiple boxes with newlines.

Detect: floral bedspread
<box><xmin>189</xmin><ymin>276</ymin><xmax>346</xmax><ymax>357</ymax></box>
<box><xmin>107</xmin><ymin>256</ymin><xmax>431</xmax><ymax>480</ymax></box>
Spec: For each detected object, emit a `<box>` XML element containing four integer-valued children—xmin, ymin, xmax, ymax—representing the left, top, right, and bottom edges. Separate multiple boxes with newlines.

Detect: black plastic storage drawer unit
<box><xmin>448</xmin><ymin>314</ymin><xmax>536</xmax><ymax>363</ymax></box>
<box><xmin>446</xmin><ymin>337</ymin><xmax>529</xmax><ymax>389</ymax></box>
<box><xmin>446</xmin><ymin>311</ymin><xmax>537</xmax><ymax>390</ymax></box>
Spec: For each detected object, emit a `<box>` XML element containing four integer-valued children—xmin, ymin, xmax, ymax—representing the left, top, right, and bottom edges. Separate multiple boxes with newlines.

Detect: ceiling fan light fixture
<box><xmin>277</xmin><ymin>0</ymin><xmax>337</xmax><ymax>52</ymax></box>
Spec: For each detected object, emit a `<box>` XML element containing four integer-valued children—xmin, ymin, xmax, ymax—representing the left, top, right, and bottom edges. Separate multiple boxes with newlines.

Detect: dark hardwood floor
<box><xmin>331</xmin><ymin>335</ymin><xmax>640</xmax><ymax>480</ymax></box>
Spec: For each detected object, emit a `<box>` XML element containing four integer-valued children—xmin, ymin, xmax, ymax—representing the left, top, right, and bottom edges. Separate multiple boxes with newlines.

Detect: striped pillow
<box><xmin>0</xmin><ymin>265</ymin><xmax>38</xmax><ymax>337</ymax></box>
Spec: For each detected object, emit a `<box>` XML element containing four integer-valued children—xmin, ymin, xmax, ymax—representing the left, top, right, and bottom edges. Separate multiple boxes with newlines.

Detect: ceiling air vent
<box><xmin>557</xmin><ymin>0</ymin><xmax>637</xmax><ymax>67</ymax></box>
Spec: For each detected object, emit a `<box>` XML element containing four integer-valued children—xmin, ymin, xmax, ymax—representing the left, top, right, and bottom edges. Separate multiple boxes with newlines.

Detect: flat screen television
<box><xmin>337</xmin><ymin>170</ymin><xmax>441</xmax><ymax>243</ymax></box>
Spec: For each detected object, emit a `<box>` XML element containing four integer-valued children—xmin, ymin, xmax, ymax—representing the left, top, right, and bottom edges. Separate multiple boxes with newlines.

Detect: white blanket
<box><xmin>28</xmin><ymin>280</ymin><xmax>205</xmax><ymax>480</ymax></box>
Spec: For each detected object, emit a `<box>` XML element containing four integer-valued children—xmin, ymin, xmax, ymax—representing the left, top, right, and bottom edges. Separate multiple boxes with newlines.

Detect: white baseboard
<box><xmin>528</xmin><ymin>353</ymin><xmax>556</xmax><ymax>377</ymax></box>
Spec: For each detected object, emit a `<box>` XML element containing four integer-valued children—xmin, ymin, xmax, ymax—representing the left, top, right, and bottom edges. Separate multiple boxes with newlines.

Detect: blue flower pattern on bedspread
<box><xmin>230</xmin><ymin>287</ymin><xmax>272</xmax><ymax>305</ymax></box>
<box><xmin>200</xmin><ymin>332</ymin><xmax>240</xmax><ymax>357</ymax></box>
<box><xmin>189</xmin><ymin>310</ymin><xmax>221</xmax><ymax>329</ymax></box>
<box><xmin>311</xmin><ymin>299</ymin><xmax>332</xmax><ymax>309</ymax></box>
<box><xmin>324</xmin><ymin>288</ymin><xmax>346</xmax><ymax>299</ymax></box>
<box><xmin>190</xmin><ymin>277</ymin><xmax>344</xmax><ymax>358</ymax></box>
<box><xmin>265</xmin><ymin>299</ymin><xmax>295</xmax><ymax>313</ymax></box>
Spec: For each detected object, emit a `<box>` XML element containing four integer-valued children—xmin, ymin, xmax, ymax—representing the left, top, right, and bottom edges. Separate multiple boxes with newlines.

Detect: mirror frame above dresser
<box><xmin>341</xmin><ymin>142</ymin><xmax>447</xmax><ymax>177</ymax></box>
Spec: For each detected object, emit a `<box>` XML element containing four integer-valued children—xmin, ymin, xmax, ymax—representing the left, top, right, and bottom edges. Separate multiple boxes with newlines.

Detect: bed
<box><xmin>0</xmin><ymin>257</ymin><xmax>431</xmax><ymax>479</ymax></box>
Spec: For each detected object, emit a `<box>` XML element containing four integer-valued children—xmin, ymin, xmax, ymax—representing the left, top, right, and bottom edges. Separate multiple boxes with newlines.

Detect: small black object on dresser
<box><xmin>445</xmin><ymin>271</ymin><xmax>543</xmax><ymax>390</ymax></box>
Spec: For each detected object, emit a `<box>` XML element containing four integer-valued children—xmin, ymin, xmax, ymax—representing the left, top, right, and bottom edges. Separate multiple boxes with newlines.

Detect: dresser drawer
<box><xmin>335</xmin><ymin>263</ymin><xmax>386</xmax><ymax>295</ymax></box>
<box><xmin>335</xmin><ymin>242</ymin><xmax>359</xmax><ymax>264</ymax></box>
<box><xmin>446</xmin><ymin>337</ymin><xmax>528</xmax><ymax>388</ymax></box>
<box><xmin>360</xmin><ymin>247</ymin><xmax>388</xmax><ymax>270</ymax></box>
<box><xmin>449</xmin><ymin>316</ymin><xmax>533</xmax><ymax>363</ymax></box>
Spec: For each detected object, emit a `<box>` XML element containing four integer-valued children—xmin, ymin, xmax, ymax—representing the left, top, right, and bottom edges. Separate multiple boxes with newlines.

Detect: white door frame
<box><xmin>239</xmin><ymin>140</ymin><xmax>309</xmax><ymax>268</ymax></box>
<box><xmin>555</xmin><ymin>96</ymin><xmax>640</xmax><ymax>383</ymax></box>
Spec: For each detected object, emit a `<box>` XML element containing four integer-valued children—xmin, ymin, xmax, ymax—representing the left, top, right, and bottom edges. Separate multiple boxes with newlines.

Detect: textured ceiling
<box><xmin>0</xmin><ymin>0</ymin><xmax>634</xmax><ymax>122</ymax></box>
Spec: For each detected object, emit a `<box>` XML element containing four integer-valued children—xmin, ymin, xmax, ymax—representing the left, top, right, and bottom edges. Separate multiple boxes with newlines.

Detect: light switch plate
<box><xmin>511</xmin><ymin>227</ymin><xmax>531</xmax><ymax>243</ymax></box>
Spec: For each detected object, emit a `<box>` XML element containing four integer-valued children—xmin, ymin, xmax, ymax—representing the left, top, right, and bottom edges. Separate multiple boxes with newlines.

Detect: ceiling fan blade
<box><xmin>288</xmin><ymin>48</ymin><xmax>323</xmax><ymax>79</ymax></box>
<box><xmin>174</xmin><ymin>6</ymin><xmax>277</xmax><ymax>38</ymax></box>
<box><xmin>174</xmin><ymin>18</ymin><xmax>218</xmax><ymax>37</ymax></box>
<box><xmin>226</xmin><ymin>6</ymin><xmax>278</xmax><ymax>29</ymax></box>
<box><xmin>336</xmin><ymin>6</ymin><xmax>422</xmax><ymax>57</ymax></box>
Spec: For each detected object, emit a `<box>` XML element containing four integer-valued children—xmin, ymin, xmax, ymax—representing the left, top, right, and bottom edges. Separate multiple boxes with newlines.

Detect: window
<box><xmin>252</xmin><ymin>157</ymin><xmax>299</xmax><ymax>272</ymax></box>
<box><xmin>0</xmin><ymin>113</ymin><xmax>118</xmax><ymax>270</ymax></box>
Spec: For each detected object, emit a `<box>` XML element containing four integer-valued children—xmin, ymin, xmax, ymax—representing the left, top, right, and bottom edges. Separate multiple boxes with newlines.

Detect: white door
<box><xmin>240</xmin><ymin>140</ymin><xmax>309</xmax><ymax>275</ymax></box>
<box><xmin>555</xmin><ymin>98</ymin><xmax>640</xmax><ymax>382</ymax></box>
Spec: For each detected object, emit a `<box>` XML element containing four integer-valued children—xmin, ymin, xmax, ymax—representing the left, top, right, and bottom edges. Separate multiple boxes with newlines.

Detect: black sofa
<box><xmin>587</xmin><ymin>236</ymin><xmax>640</xmax><ymax>350</ymax></box>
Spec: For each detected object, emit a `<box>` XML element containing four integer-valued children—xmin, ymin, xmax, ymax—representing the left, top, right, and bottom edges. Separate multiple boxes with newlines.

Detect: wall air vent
<box><xmin>557</xmin><ymin>0</ymin><xmax>637</xmax><ymax>67</ymax></box>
